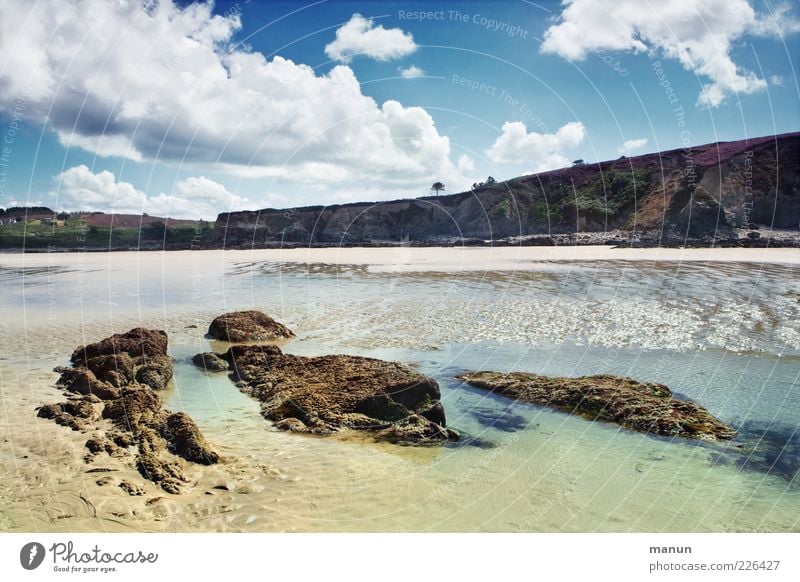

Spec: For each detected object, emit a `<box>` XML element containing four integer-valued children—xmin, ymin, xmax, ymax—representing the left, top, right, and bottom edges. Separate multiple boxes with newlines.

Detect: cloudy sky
<box><xmin>0</xmin><ymin>0</ymin><xmax>798</xmax><ymax>219</ymax></box>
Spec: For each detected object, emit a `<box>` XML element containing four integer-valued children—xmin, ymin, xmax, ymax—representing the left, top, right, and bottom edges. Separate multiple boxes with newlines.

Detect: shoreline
<box><xmin>1</xmin><ymin>245</ymin><xmax>799</xmax><ymax>268</ymax></box>
<box><xmin>2</xmin><ymin>250</ymin><xmax>798</xmax><ymax>533</ymax></box>
<box><xmin>3</xmin><ymin>228</ymin><xmax>798</xmax><ymax>254</ymax></box>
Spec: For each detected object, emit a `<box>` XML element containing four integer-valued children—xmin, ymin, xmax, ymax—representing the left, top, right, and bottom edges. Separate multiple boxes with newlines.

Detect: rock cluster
<box><xmin>209</xmin><ymin>343</ymin><xmax>458</xmax><ymax>445</ymax></box>
<box><xmin>458</xmin><ymin>371</ymin><xmax>736</xmax><ymax>441</ymax></box>
<box><xmin>37</xmin><ymin>328</ymin><xmax>218</xmax><ymax>494</ymax></box>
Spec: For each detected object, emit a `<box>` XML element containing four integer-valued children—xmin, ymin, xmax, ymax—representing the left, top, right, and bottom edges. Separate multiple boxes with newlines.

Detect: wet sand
<box><xmin>2</xmin><ymin>245</ymin><xmax>799</xmax><ymax>274</ymax></box>
<box><xmin>1</xmin><ymin>247</ymin><xmax>798</xmax><ymax>533</ymax></box>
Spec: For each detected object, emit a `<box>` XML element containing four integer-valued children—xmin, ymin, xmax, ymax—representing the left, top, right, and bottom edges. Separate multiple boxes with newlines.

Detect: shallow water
<box><xmin>1</xmin><ymin>248</ymin><xmax>798</xmax><ymax>531</ymax></box>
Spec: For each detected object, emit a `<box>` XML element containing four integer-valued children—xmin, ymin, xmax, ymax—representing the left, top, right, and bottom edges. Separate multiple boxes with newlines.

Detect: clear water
<box><xmin>2</xmin><ymin>249</ymin><xmax>798</xmax><ymax>531</ymax></box>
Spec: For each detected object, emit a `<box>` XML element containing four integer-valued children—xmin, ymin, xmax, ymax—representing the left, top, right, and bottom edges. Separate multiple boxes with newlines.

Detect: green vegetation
<box><xmin>566</xmin><ymin>169</ymin><xmax>650</xmax><ymax>219</ymax></box>
<box><xmin>530</xmin><ymin>200</ymin><xmax>562</xmax><ymax>224</ymax></box>
<box><xmin>0</xmin><ymin>216</ymin><xmax>214</xmax><ymax>249</ymax></box>
<box><xmin>489</xmin><ymin>195</ymin><xmax>514</xmax><ymax>219</ymax></box>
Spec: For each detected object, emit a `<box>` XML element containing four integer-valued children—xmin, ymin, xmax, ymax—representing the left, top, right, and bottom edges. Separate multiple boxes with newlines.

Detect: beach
<box><xmin>1</xmin><ymin>246</ymin><xmax>798</xmax><ymax>532</ymax></box>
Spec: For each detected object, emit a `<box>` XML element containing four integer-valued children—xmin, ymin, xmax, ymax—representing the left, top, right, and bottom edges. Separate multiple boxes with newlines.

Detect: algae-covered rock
<box><xmin>165</xmin><ymin>412</ymin><xmax>220</xmax><ymax>465</ymax></box>
<box><xmin>224</xmin><ymin>344</ymin><xmax>457</xmax><ymax>445</ymax></box>
<box><xmin>191</xmin><ymin>352</ymin><xmax>229</xmax><ymax>372</ymax></box>
<box><xmin>207</xmin><ymin>310</ymin><xmax>294</xmax><ymax>342</ymax></box>
<box><xmin>458</xmin><ymin>371</ymin><xmax>736</xmax><ymax>441</ymax></box>
<box><xmin>39</xmin><ymin>328</ymin><xmax>219</xmax><ymax>494</ymax></box>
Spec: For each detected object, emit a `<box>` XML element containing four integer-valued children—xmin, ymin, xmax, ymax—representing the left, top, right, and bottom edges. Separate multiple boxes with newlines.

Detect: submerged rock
<box><xmin>458</xmin><ymin>372</ymin><xmax>736</xmax><ymax>441</ymax></box>
<box><xmin>207</xmin><ymin>310</ymin><xmax>294</xmax><ymax>342</ymax></box>
<box><xmin>224</xmin><ymin>344</ymin><xmax>458</xmax><ymax>445</ymax></box>
<box><xmin>39</xmin><ymin>327</ymin><xmax>219</xmax><ymax>494</ymax></box>
<box><xmin>191</xmin><ymin>352</ymin><xmax>229</xmax><ymax>372</ymax></box>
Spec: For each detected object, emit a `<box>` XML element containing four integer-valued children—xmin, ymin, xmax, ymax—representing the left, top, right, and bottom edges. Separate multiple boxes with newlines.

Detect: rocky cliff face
<box><xmin>213</xmin><ymin>132</ymin><xmax>799</xmax><ymax>245</ymax></box>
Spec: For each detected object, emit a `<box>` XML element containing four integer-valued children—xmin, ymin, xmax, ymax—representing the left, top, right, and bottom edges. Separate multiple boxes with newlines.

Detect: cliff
<box><xmin>214</xmin><ymin>132</ymin><xmax>799</xmax><ymax>245</ymax></box>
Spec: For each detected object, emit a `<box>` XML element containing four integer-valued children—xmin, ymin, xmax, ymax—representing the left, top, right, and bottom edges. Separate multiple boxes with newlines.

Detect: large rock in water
<box><xmin>458</xmin><ymin>372</ymin><xmax>736</xmax><ymax>441</ymax></box>
<box><xmin>207</xmin><ymin>310</ymin><xmax>294</xmax><ymax>342</ymax></box>
<box><xmin>224</xmin><ymin>344</ymin><xmax>458</xmax><ymax>445</ymax></box>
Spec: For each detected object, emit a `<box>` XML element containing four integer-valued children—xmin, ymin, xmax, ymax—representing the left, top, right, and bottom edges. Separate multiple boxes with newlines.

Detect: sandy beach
<box><xmin>1</xmin><ymin>247</ymin><xmax>798</xmax><ymax>533</ymax></box>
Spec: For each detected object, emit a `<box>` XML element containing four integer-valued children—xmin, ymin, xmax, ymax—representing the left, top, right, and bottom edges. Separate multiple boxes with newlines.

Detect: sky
<box><xmin>0</xmin><ymin>0</ymin><xmax>798</xmax><ymax>219</ymax></box>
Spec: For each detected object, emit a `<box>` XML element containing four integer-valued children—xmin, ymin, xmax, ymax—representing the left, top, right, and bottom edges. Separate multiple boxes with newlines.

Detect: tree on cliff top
<box><xmin>431</xmin><ymin>182</ymin><xmax>445</xmax><ymax>196</ymax></box>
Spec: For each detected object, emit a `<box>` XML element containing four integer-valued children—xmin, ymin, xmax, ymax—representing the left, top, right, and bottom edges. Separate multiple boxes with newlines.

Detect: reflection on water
<box><xmin>2</xmin><ymin>250</ymin><xmax>798</xmax><ymax>531</ymax></box>
<box><xmin>712</xmin><ymin>421</ymin><xmax>800</xmax><ymax>485</ymax></box>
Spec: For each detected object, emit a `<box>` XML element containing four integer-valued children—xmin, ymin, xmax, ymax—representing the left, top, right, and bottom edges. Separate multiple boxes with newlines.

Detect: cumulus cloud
<box><xmin>617</xmin><ymin>137</ymin><xmax>648</xmax><ymax>155</ymax></box>
<box><xmin>56</xmin><ymin>165</ymin><xmax>255</xmax><ymax>219</ymax></box>
<box><xmin>398</xmin><ymin>65</ymin><xmax>425</xmax><ymax>79</ymax></box>
<box><xmin>56</xmin><ymin>166</ymin><xmax>148</xmax><ymax>213</ymax></box>
<box><xmin>0</xmin><ymin>1</ymin><xmax>464</xmax><ymax>204</ymax></box>
<box><xmin>325</xmin><ymin>14</ymin><xmax>417</xmax><ymax>63</ymax></box>
<box><xmin>486</xmin><ymin>121</ymin><xmax>586</xmax><ymax>172</ymax></box>
<box><xmin>541</xmin><ymin>0</ymin><xmax>799</xmax><ymax>107</ymax></box>
<box><xmin>457</xmin><ymin>154</ymin><xmax>476</xmax><ymax>174</ymax></box>
<box><xmin>770</xmin><ymin>75</ymin><xmax>784</xmax><ymax>86</ymax></box>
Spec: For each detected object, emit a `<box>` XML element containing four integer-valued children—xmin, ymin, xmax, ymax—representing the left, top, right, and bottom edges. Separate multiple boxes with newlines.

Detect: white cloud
<box><xmin>457</xmin><ymin>154</ymin><xmax>476</xmax><ymax>174</ymax></box>
<box><xmin>398</xmin><ymin>65</ymin><xmax>425</xmax><ymax>79</ymax></box>
<box><xmin>325</xmin><ymin>14</ymin><xmax>417</xmax><ymax>63</ymax></box>
<box><xmin>0</xmin><ymin>1</ymin><xmax>465</xmax><ymax>210</ymax></box>
<box><xmin>749</xmin><ymin>3</ymin><xmax>800</xmax><ymax>36</ymax></box>
<box><xmin>55</xmin><ymin>165</ymin><xmax>256</xmax><ymax>219</ymax></box>
<box><xmin>486</xmin><ymin>121</ymin><xmax>586</xmax><ymax>172</ymax></box>
<box><xmin>541</xmin><ymin>0</ymin><xmax>799</xmax><ymax>107</ymax></box>
<box><xmin>57</xmin><ymin>133</ymin><xmax>144</xmax><ymax>162</ymax></box>
<box><xmin>770</xmin><ymin>75</ymin><xmax>784</xmax><ymax>86</ymax></box>
<box><xmin>617</xmin><ymin>137</ymin><xmax>648</xmax><ymax>155</ymax></box>
<box><xmin>56</xmin><ymin>166</ymin><xmax>148</xmax><ymax>213</ymax></box>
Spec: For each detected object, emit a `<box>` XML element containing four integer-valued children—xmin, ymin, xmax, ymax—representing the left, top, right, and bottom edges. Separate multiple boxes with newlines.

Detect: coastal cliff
<box><xmin>214</xmin><ymin>132</ymin><xmax>799</xmax><ymax>245</ymax></box>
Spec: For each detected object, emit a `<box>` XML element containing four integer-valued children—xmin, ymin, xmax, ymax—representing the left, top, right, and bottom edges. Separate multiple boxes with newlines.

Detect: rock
<box><xmin>192</xmin><ymin>352</ymin><xmax>229</xmax><ymax>372</ymax></box>
<box><xmin>84</xmin><ymin>354</ymin><xmax>136</xmax><ymax>387</ymax></box>
<box><xmin>669</xmin><ymin>186</ymin><xmax>731</xmax><ymax>239</ymax></box>
<box><xmin>134</xmin><ymin>425</ymin><xmax>186</xmax><ymax>495</ymax></box>
<box><xmin>458</xmin><ymin>372</ymin><xmax>736</xmax><ymax>441</ymax></box>
<box><xmin>224</xmin><ymin>344</ymin><xmax>458</xmax><ymax>445</ymax></box>
<box><xmin>119</xmin><ymin>480</ymin><xmax>146</xmax><ymax>496</ymax></box>
<box><xmin>207</xmin><ymin>310</ymin><xmax>294</xmax><ymax>342</ymax></box>
<box><xmin>40</xmin><ymin>327</ymin><xmax>218</xmax><ymax>495</ymax></box>
<box><xmin>108</xmin><ymin>431</ymin><xmax>134</xmax><ymax>448</ymax></box>
<box><xmin>96</xmin><ymin>476</ymin><xmax>114</xmax><ymax>486</ymax></box>
<box><xmin>102</xmin><ymin>389</ymin><xmax>163</xmax><ymax>427</ymax></box>
<box><xmin>71</xmin><ymin>328</ymin><xmax>169</xmax><ymax>364</ymax></box>
<box><xmin>164</xmin><ymin>412</ymin><xmax>219</xmax><ymax>465</ymax></box>
<box><xmin>135</xmin><ymin>355</ymin><xmax>173</xmax><ymax>390</ymax></box>
<box><xmin>85</xmin><ymin>437</ymin><xmax>106</xmax><ymax>454</ymax></box>
<box><xmin>273</xmin><ymin>418</ymin><xmax>308</xmax><ymax>432</ymax></box>
<box><xmin>36</xmin><ymin>403</ymin><xmax>63</xmax><ymax>420</ymax></box>
<box><xmin>55</xmin><ymin>368</ymin><xmax>120</xmax><ymax>400</ymax></box>
<box><xmin>36</xmin><ymin>400</ymin><xmax>97</xmax><ymax>432</ymax></box>
<box><xmin>68</xmin><ymin>328</ymin><xmax>173</xmax><ymax>391</ymax></box>
<box><xmin>85</xmin><ymin>436</ymin><xmax>120</xmax><ymax>457</ymax></box>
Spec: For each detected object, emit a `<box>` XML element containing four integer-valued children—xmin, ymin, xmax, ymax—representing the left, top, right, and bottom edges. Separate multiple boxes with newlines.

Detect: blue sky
<box><xmin>0</xmin><ymin>0</ymin><xmax>798</xmax><ymax>219</ymax></box>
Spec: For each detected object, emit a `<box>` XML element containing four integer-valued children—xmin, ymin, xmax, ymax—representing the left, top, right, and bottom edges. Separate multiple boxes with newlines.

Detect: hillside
<box><xmin>0</xmin><ymin>211</ymin><xmax>211</xmax><ymax>250</ymax></box>
<box><xmin>214</xmin><ymin>132</ymin><xmax>799</xmax><ymax>246</ymax></box>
